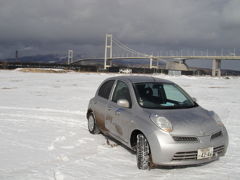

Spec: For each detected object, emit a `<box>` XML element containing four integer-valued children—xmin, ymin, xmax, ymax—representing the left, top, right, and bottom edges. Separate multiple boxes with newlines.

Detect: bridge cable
<box><xmin>112</xmin><ymin>37</ymin><xmax>151</xmax><ymax>57</ymax></box>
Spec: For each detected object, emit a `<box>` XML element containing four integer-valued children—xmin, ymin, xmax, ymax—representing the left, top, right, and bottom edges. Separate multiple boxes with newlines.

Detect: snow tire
<box><xmin>88</xmin><ymin>113</ymin><xmax>100</xmax><ymax>134</ymax></box>
<box><xmin>136</xmin><ymin>133</ymin><xmax>150</xmax><ymax>170</ymax></box>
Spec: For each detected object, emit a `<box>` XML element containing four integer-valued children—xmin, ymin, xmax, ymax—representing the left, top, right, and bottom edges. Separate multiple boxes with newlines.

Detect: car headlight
<box><xmin>150</xmin><ymin>114</ymin><xmax>173</xmax><ymax>132</ymax></box>
<box><xmin>209</xmin><ymin>111</ymin><xmax>224</xmax><ymax>126</ymax></box>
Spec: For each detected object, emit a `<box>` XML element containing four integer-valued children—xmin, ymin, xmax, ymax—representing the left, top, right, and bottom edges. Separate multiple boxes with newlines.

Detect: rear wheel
<box><xmin>88</xmin><ymin>113</ymin><xmax>100</xmax><ymax>134</ymax></box>
<box><xmin>136</xmin><ymin>134</ymin><xmax>151</xmax><ymax>170</ymax></box>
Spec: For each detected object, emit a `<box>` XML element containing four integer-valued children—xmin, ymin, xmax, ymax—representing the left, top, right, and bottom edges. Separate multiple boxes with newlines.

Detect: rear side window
<box><xmin>98</xmin><ymin>80</ymin><xmax>115</xmax><ymax>99</ymax></box>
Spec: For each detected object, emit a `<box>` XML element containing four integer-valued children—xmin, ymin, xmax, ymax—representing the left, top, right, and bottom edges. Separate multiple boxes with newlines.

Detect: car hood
<box><xmin>143</xmin><ymin>106</ymin><xmax>220</xmax><ymax>136</ymax></box>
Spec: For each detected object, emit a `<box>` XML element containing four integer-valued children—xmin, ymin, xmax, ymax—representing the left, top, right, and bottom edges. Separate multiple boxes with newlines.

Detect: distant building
<box><xmin>119</xmin><ymin>68</ymin><xmax>132</xmax><ymax>74</ymax></box>
<box><xmin>168</xmin><ymin>70</ymin><xmax>181</xmax><ymax>76</ymax></box>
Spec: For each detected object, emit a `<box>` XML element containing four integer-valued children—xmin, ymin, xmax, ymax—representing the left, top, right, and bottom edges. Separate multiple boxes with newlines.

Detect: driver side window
<box><xmin>112</xmin><ymin>81</ymin><xmax>132</xmax><ymax>107</ymax></box>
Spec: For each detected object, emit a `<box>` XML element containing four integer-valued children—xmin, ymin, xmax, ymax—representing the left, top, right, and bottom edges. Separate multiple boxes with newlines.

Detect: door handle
<box><xmin>115</xmin><ymin>110</ymin><xmax>121</xmax><ymax>116</ymax></box>
<box><xmin>107</xmin><ymin>107</ymin><xmax>112</xmax><ymax>111</ymax></box>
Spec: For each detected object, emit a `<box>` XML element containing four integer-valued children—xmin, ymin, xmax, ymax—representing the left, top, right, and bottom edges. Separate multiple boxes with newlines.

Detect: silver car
<box><xmin>86</xmin><ymin>76</ymin><xmax>228</xmax><ymax>169</ymax></box>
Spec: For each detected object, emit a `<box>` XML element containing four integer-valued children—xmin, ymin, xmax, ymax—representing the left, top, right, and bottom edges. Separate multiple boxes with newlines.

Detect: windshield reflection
<box><xmin>133</xmin><ymin>82</ymin><xmax>197</xmax><ymax>109</ymax></box>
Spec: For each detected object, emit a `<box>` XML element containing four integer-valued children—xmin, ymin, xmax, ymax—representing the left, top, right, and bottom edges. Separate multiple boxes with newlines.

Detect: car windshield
<box><xmin>133</xmin><ymin>82</ymin><xmax>196</xmax><ymax>109</ymax></box>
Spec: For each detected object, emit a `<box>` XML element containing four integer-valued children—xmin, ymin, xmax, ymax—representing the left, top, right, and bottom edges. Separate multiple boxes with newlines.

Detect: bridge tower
<box><xmin>15</xmin><ymin>50</ymin><xmax>19</xmax><ymax>62</ymax></box>
<box><xmin>68</xmin><ymin>50</ymin><xmax>73</xmax><ymax>65</ymax></box>
<box><xmin>104</xmin><ymin>34</ymin><xmax>113</xmax><ymax>69</ymax></box>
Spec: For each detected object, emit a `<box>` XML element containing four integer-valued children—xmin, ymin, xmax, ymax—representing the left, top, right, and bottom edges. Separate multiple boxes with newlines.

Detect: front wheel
<box><xmin>88</xmin><ymin>113</ymin><xmax>100</xmax><ymax>134</ymax></box>
<box><xmin>136</xmin><ymin>134</ymin><xmax>151</xmax><ymax>170</ymax></box>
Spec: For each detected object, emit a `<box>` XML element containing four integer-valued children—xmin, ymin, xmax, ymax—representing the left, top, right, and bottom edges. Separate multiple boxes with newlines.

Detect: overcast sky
<box><xmin>0</xmin><ymin>0</ymin><xmax>240</xmax><ymax>69</ymax></box>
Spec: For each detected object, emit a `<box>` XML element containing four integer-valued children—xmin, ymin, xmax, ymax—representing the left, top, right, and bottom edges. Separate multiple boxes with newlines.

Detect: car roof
<box><xmin>107</xmin><ymin>76</ymin><xmax>173</xmax><ymax>84</ymax></box>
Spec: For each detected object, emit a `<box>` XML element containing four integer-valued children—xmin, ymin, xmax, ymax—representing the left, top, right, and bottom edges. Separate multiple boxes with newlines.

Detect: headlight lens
<box><xmin>209</xmin><ymin>111</ymin><xmax>224</xmax><ymax>126</ymax></box>
<box><xmin>150</xmin><ymin>114</ymin><xmax>173</xmax><ymax>132</ymax></box>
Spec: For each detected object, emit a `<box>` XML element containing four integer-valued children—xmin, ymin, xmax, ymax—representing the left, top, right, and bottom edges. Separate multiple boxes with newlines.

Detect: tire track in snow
<box><xmin>0</xmin><ymin>136</ymin><xmax>120</xmax><ymax>179</ymax></box>
<box><xmin>0</xmin><ymin>106</ymin><xmax>85</xmax><ymax>115</ymax></box>
<box><xmin>0</xmin><ymin>106</ymin><xmax>88</xmax><ymax>129</ymax></box>
<box><xmin>0</xmin><ymin>113</ymin><xmax>84</xmax><ymax>126</ymax></box>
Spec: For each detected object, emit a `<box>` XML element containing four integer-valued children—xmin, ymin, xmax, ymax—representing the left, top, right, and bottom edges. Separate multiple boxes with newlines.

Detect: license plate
<box><xmin>197</xmin><ymin>147</ymin><xmax>213</xmax><ymax>160</ymax></box>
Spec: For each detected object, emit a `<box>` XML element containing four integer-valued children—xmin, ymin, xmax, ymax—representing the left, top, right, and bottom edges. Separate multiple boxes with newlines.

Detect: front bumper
<box><xmin>148</xmin><ymin>127</ymin><xmax>229</xmax><ymax>166</ymax></box>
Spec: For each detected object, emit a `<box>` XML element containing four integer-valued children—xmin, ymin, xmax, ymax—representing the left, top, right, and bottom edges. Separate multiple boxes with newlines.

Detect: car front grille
<box><xmin>172</xmin><ymin>145</ymin><xmax>225</xmax><ymax>161</ymax></box>
<box><xmin>211</xmin><ymin>131</ymin><xmax>223</xmax><ymax>140</ymax></box>
<box><xmin>172</xmin><ymin>151</ymin><xmax>197</xmax><ymax>160</ymax></box>
<box><xmin>214</xmin><ymin>145</ymin><xmax>225</xmax><ymax>155</ymax></box>
<box><xmin>172</xmin><ymin>136</ymin><xmax>199</xmax><ymax>143</ymax></box>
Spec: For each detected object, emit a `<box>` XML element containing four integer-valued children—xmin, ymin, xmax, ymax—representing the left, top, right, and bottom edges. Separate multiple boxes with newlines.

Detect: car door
<box><xmin>94</xmin><ymin>80</ymin><xmax>115</xmax><ymax>132</ymax></box>
<box><xmin>106</xmin><ymin>80</ymin><xmax>133</xmax><ymax>143</ymax></box>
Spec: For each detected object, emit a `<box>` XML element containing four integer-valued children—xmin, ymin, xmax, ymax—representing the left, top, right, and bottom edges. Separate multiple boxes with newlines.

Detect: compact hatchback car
<box><xmin>87</xmin><ymin>76</ymin><xmax>228</xmax><ymax>169</ymax></box>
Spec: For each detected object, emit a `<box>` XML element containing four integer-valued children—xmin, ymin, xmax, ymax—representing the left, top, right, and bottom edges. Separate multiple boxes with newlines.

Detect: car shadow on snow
<box><xmin>102</xmin><ymin>134</ymin><xmax>136</xmax><ymax>154</ymax></box>
<box><xmin>152</xmin><ymin>160</ymin><xmax>218</xmax><ymax>170</ymax></box>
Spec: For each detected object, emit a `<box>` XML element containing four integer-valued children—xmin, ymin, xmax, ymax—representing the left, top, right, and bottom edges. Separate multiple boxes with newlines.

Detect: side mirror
<box><xmin>117</xmin><ymin>99</ymin><xmax>130</xmax><ymax>108</ymax></box>
<box><xmin>192</xmin><ymin>97</ymin><xmax>197</xmax><ymax>102</ymax></box>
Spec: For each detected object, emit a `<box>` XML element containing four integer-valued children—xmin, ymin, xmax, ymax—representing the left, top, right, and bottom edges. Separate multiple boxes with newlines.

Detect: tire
<box><xmin>136</xmin><ymin>134</ymin><xmax>151</xmax><ymax>170</ymax></box>
<box><xmin>88</xmin><ymin>113</ymin><xmax>100</xmax><ymax>134</ymax></box>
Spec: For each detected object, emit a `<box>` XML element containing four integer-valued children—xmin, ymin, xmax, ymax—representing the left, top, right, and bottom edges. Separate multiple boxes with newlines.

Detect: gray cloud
<box><xmin>0</xmin><ymin>0</ymin><xmax>240</xmax><ymax>60</ymax></box>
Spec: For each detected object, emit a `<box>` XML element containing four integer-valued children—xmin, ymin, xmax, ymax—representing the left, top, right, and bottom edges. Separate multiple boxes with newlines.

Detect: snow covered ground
<box><xmin>0</xmin><ymin>70</ymin><xmax>239</xmax><ymax>180</ymax></box>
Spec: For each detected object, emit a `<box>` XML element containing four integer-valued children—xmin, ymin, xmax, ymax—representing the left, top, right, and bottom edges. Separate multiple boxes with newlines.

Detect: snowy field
<box><xmin>0</xmin><ymin>70</ymin><xmax>240</xmax><ymax>180</ymax></box>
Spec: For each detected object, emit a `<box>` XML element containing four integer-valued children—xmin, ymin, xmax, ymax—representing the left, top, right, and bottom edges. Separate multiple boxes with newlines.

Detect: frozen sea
<box><xmin>0</xmin><ymin>70</ymin><xmax>239</xmax><ymax>180</ymax></box>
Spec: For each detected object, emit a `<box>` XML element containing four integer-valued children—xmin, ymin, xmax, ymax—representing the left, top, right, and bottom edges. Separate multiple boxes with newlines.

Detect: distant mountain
<box><xmin>2</xmin><ymin>54</ymin><xmax>68</xmax><ymax>64</ymax></box>
<box><xmin>78</xmin><ymin>58</ymin><xmax>167</xmax><ymax>68</ymax></box>
<box><xmin>2</xmin><ymin>54</ymin><xmax>167</xmax><ymax>68</ymax></box>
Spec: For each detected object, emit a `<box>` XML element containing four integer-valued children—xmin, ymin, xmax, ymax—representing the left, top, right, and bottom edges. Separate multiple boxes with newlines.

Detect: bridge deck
<box><xmin>72</xmin><ymin>56</ymin><xmax>240</xmax><ymax>64</ymax></box>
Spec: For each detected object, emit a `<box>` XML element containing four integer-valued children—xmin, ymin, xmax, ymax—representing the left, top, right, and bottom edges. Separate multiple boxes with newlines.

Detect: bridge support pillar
<box><xmin>212</xmin><ymin>59</ymin><xmax>221</xmax><ymax>77</ymax></box>
<box><xmin>180</xmin><ymin>59</ymin><xmax>186</xmax><ymax>64</ymax></box>
<box><xmin>149</xmin><ymin>58</ymin><xmax>153</xmax><ymax>69</ymax></box>
<box><xmin>104</xmin><ymin>34</ymin><xmax>113</xmax><ymax>69</ymax></box>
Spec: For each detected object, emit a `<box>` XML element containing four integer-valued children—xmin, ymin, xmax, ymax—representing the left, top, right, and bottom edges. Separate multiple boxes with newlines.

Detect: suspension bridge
<box><xmin>70</xmin><ymin>34</ymin><xmax>240</xmax><ymax>76</ymax></box>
